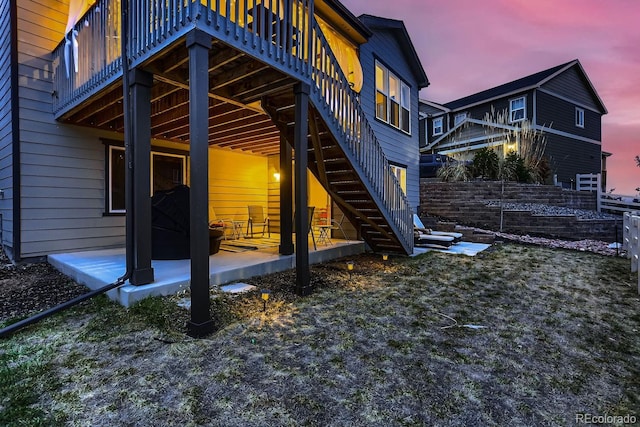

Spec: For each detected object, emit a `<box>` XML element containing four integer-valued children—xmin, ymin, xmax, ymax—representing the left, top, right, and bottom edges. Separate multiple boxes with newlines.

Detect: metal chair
<box><xmin>209</xmin><ymin>206</ymin><xmax>235</xmax><ymax>240</ymax></box>
<box><xmin>330</xmin><ymin>213</ymin><xmax>348</xmax><ymax>240</ymax></box>
<box><xmin>247</xmin><ymin>205</ymin><xmax>270</xmax><ymax>238</ymax></box>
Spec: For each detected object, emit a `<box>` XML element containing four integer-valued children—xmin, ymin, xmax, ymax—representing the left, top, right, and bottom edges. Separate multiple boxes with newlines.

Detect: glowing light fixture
<box><xmin>382</xmin><ymin>253</ymin><xmax>389</xmax><ymax>261</ymax></box>
<box><xmin>273</xmin><ymin>172</ymin><xmax>280</xmax><ymax>182</ymax></box>
<box><xmin>261</xmin><ymin>289</ymin><xmax>271</xmax><ymax>312</ymax></box>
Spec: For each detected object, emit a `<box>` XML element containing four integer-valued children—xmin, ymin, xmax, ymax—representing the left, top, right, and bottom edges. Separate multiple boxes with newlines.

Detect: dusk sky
<box><xmin>341</xmin><ymin>0</ymin><xmax>640</xmax><ymax>195</ymax></box>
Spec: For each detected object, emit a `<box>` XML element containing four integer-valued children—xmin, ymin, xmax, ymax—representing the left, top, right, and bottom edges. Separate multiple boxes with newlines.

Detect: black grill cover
<box><xmin>151</xmin><ymin>185</ymin><xmax>223</xmax><ymax>259</ymax></box>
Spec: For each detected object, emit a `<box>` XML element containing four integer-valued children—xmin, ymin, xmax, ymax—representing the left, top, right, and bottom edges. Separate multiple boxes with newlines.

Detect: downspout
<box><xmin>1</xmin><ymin>0</ymin><xmax>134</xmax><ymax>338</ymax></box>
<box><xmin>10</xmin><ymin>0</ymin><xmax>20</xmax><ymax>262</ymax></box>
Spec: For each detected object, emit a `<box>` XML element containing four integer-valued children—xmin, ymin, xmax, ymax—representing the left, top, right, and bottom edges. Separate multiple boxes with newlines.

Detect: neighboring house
<box><xmin>420</xmin><ymin>60</ymin><xmax>608</xmax><ymax>188</ymax></box>
<box><xmin>1</xmin><ymin>0</ymin><xmax>426</xmax><ymax>313</ymax></box>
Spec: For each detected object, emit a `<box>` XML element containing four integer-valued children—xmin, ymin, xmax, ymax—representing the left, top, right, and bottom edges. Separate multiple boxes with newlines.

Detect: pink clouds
<box><xmin>341</xmin><ymin>0</ymin><xmax>640</xmax><ymax>196</ymax></box>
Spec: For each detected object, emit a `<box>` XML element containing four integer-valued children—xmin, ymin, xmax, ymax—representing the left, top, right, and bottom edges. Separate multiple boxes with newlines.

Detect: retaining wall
<box><xmin>420</xmin><ymin>181</ymin><xmax>621</xmax><ymax>242</ymax></box>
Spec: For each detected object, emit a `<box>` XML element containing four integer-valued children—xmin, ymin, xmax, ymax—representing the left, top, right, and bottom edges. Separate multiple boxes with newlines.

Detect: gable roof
<box><xmin>443</xmin><ymin>59</ymin><xmax>607</xmax><ymax>114</ymax></box>
<box><xmin>358</xmin><ymin>14</ymin><xmax>430</xmax><ymax>88</ymax></box>
<box><xmin>419</xmin><ymin>99</ymin><xmax>450</xmax><ymax>117</ymax></box>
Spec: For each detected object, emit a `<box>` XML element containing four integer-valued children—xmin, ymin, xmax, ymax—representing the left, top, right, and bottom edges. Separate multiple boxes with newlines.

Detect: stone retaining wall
<box><xmin>420</xmin><ymin>181</ymin><xmax>621</xmax><ymax>242</ymax></box>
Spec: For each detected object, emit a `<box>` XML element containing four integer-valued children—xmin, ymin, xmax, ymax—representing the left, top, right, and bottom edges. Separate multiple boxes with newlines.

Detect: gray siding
<box><xmin>544</xmin><ymin>133</ymin><xmax>601</xmax><ymax>186</ymax></box>
<box><xmin>0</xmin><ymin>0</ymin><xmax>13</xmax><ymax>251</ymax></box>
<box><xmin>540</xmin><ymin>66</ymin><xmax>600</xmax><ymax>111</ymax></box>
<box><xmin>358</xmin><ymin>27</ymin><xmax>421</xmax><ymax>211</ymax></box>
<box><xmin>536</xmin><ymin>90</ymin><xmax>601</xmax><ymax>141</ymax></box>
<box><xmin>460</xmin><ymin>91</ymin><xmax>534</xmax><ymax>124</ymax></box>
<box><xmin>17</xmin><ymin>0</ymin><xmax>125</xmax><ymax>258</ymax></box>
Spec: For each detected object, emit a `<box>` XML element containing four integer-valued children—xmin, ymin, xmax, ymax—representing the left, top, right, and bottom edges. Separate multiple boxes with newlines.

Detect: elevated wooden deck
<box><xmin>52</xmin><ymin>0</ymin><xmax>414</xmax><ymax>254</ymax></box>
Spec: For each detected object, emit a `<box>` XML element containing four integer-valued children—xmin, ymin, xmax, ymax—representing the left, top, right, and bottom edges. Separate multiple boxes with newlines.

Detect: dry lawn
<box><xmin>1</xmin><ymin>243</ymin><xmax>639</xmax><ymax>426</ymax></box>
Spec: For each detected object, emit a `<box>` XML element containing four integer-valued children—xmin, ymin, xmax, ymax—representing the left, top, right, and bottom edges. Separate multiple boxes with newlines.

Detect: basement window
<box><xmin>390</xmin><ymin>163</ymin><xmax>407</xmax><ymax>194</ymax></box>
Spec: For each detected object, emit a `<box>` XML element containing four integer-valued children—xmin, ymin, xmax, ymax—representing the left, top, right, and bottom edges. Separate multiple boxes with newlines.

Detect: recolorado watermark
<box><xmin>575</xmin><ymin>413</ymin><xmax>636</xmax><ymax>425</ymax></box>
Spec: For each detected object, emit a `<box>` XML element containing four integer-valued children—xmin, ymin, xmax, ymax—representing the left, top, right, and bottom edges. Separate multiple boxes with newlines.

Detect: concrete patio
<box><xmin>49</xmin><ymin>236</ymin><xmax>365</xmax><ymax>307</ymax></box>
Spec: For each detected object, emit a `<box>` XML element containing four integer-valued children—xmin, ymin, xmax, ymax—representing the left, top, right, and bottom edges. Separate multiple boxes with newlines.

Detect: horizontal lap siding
<box><xmin>358</xmin><ymin>28</ymin><xmax>420</xmax><ymax>211</ymax></box>
<box><xmin>541</xmin><ymin>67</ymin><xmax>600</xmax><ymax>111</ymax></box>
<box><xmin>544</xmin><ymin>134</ymin><xmax>601</xmax><ymax>184</ymax></box>
<box><xmin>0</xmin><ymin>0</ymin><xmax>13</xmax><ymax>248</ymax></box>
<box><xmin>18</xmin><ymin>0</ymin><xmax>126</xmax><ymax>257</ymax></box>
<box><xmin>536</xmin><ymin>90</ymin><xmax>601</xmax><ymax>141</ymax></box>
<box><xmin>208</xmin><ymin>148</ymin><xmax>268</xmax><ymax>222</ymax></box>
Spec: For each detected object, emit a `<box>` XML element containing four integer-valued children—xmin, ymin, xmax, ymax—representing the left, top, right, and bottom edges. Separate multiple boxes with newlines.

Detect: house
<box><xmin>1</xmin><ymin>0</ymin><xmax>427</xmax><ymax>333</ymax></box>
<box><xmin>419</xmin><ymin>60</ymin><xmax>608</xmax><ymax>188</ymax></box>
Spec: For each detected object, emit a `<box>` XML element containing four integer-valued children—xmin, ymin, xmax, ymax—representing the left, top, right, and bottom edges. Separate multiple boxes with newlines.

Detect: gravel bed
<box><xmin>485</xmin><ymin>201</ymin><xmax>620</xmax><ymax>220</ymax></box>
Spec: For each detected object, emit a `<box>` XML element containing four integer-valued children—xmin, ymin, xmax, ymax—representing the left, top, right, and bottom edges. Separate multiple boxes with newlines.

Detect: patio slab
<box><xmin>49</xmin><ymin>238</ymin><xmax>365</xmax><ymax>307</ymax></box>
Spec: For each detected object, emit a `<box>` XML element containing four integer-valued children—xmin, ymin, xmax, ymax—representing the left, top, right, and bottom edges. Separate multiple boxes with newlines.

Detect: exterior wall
<box><xmin>358</xmin><ymin>27</ymin><xmax>421</xmax><ymax>211</ymax></box>
<box><xmin>0</xmin><ymin>0</ymin><xmax>14</xmax><ymax>253</ymax></box>
<box><xmin>544</xmin><ymin>133</ymin><xmax>602</xmax><ymax>186</ymax></box>
<box><xmin>540</xmin><ymin>66</ymin><xmax>600</xmax><ymax>111</ymax></box>
<box><xmin>453</xmin><ymin>91</ymin><xmax>533</xmax><ymax>124</ymax></box>
<box><xmin>536</xmin><ymin>90</ymin><xmax>601</xmax><ymax>140</ymax></box>
<box><xmin>208</xmin><ymin>148</ymin><xmax>269</xmax><ymax>225</ymax></box>
<box><xmin>17</xmin><ymin>0</ymin><xmax>131</xmax><ymax>258</ymax></box>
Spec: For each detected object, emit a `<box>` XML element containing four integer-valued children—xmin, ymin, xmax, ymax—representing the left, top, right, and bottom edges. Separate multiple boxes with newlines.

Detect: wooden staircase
<box><xmin>263</xmin><ymin>21</ymin><xmax>414</xmax><ymax>255</ymax></box>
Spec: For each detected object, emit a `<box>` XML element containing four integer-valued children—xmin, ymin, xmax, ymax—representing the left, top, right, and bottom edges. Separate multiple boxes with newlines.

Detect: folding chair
<box><xmin>247</xmin><ymin>205</ymin><xmax>270</xmax><ymax>238</ymax></box>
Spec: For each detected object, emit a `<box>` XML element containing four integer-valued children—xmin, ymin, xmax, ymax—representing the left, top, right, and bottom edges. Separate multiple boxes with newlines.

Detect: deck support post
<box><xmin>186</xmin><ymin>30</ymin><xmax>214</xmax><ymax>337</ymax></box>
<box><xmin>129</xmin><ymin>68</ymin><xmax>154</xmax><ymax>285</ymax></box>
<box><xmin>294</xmin><ymin>82</ymin><xmax>311</xmax><ymax>296</ymax></box>
<box><xmin>279</xmin><ymin>133</ymin><xmax>294</xmax><ymax>255</ymax></box>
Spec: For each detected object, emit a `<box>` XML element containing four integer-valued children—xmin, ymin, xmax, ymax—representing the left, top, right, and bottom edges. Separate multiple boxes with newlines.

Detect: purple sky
<box><xmin>341</xmin><ymin>0</ymin><xmax>640</xmax><ymax>195</ymax></box>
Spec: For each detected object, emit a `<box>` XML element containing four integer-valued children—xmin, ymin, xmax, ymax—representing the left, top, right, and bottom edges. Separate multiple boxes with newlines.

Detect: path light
<box><xmin>346</xmin><ymin>261</ymin><xmax>354</xmax><ymax>280</ymax></box>
<box><xmin>382</xmin><ymin>253</ymin><xmax>389</xmax><ymax>261</ymax></box>
<box><xmin>261</xmin><ymin>289</ymin><xmax>271</xmax><ymax>312</ymax></box>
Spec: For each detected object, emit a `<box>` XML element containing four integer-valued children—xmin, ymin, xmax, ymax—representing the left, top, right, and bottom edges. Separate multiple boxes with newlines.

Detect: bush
<box><xmin>471</xmin><ymin>147</ymin><xmax>500</xmax><ymax>179</ymax></box>
<box><xmin>437</xmin><ymin>161</ymin><xmax>472</xmax><ymax>182</ymax></box>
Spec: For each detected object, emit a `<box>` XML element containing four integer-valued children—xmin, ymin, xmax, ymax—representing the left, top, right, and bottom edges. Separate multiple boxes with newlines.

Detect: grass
<box><xmin>1</xmin><ymin>243</ymin><xmax>639</xmax><ymax>426</ymax></box>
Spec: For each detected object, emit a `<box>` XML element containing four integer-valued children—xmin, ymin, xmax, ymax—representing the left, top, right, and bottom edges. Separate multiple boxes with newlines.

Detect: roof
<box><xmin>358</xmin><ymin>14</ymin><xmax>430</xmax><ymax>88</ymax></box>
<box><xmin>443</xmin><ymin>59</ymin><xmax>607</xmax><ymax>114</ymax></box>
<box><xmin>419</xmin><ymin>99</ymin><xmax>450</xmax><ymax>116</ymax></box>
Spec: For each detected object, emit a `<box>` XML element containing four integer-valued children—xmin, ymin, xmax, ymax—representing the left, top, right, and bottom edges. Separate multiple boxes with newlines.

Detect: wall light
<box><xmin>273</xmin><ymin>172</ymin><xmax>280</xmax><ymax>182</ymax></box>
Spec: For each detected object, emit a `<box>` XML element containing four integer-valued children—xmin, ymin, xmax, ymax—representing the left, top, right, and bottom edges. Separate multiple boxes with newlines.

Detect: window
<box><xmin>575</xmin><ymin>107</ymin><xmax>584</xmax><ymax>128</ymax></box>
<box><xmin>107</xmin><ymin>146</ymin><xmax>187</xmax><ymax>214</ymax></box>
<box><xmin>375</xmin><ymin>60</ymin><xmax>411</xmax><ymax>134</ymax></box>
<box><xmin>390</xmin><ymin>164</ymin><xmax>407</xmax><ymax>194</ymax></box>
<box><xmin>454</xmin><ymin>113</ymin><xmax>467</xmax><ymax>126</ymax></box>
<box><xmin>510</xmin><ymin>96</ymin><xmax>526</xmax><ymax>122</ymax></box>
<box><xmin>432</xmin><ymin>117</ymin><xmax>443</xmax><ymax>136</ymax></box>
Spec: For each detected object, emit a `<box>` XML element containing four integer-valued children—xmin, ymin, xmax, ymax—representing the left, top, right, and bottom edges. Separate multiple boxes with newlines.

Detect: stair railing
<box><xmin>306</xmin><ymin>20</ymin><xmax>413</xmax><ymax>251</ymax></box>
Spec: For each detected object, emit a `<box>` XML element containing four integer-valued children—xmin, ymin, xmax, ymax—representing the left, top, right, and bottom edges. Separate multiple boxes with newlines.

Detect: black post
<box><xmin>129</xmin><ymin>68</ymin><xmax>154</xmax><ymax>285</ymax></box>
<box><xmin>279</xmin><ymin>133</ymin><xmax>294</xmax><ymax>254</ymax></box>
<box><xmin>186</xmin><ymin>30</ymin><xmax>214</xmax><ymax>337</ymax></box>
<box><xmin>294</xmin><ymin>83</ymin><xmax>311</xmax><ymax>296</ymax></box>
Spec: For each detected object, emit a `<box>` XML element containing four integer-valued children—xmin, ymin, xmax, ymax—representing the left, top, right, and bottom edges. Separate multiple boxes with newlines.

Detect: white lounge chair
<box><xmin>413</xmin><ymin>214</ymin><xmax>463</xmax><ymax>242</ymax></box>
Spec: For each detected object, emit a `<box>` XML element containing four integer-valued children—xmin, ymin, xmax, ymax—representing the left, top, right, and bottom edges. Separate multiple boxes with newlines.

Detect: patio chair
<box><xmin>209</xmin><ymin>206</ymin><xmax>235</xmax><ymax>240</ymax></box>
<box><xmin>247</xmin><ymin>205</ymin><xmax>270</xmax><ymax>238</ymax></box>
<box><xmin>330</xmin><ymin>213</ymin><xmax>349</xmax><ymax>241</ymax></box>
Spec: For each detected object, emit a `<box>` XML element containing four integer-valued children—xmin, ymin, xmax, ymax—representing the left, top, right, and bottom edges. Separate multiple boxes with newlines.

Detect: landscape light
<box><xmin>261</xmin><ymin>289</ymin><xmax>271</xmax><ymax>311</ymax></box>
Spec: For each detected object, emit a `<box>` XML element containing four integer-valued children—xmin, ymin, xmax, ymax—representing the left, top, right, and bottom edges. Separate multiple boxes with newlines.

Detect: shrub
<box><xmin>471</xmin><ymin>147</ymin><xmax>500</xmax><ymax>179</ymax></box>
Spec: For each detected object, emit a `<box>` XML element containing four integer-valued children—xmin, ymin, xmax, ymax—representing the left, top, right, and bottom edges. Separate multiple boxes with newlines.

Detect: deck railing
<box><xmin>53</xmin><ymin>0</ymin><xmax>314</xmax><ymax>114</ymax></box>
<box><xmin>52</xmin><ymin>0</ymin><xmax>413</xmax><ymax>251</ymax></box>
